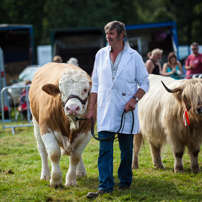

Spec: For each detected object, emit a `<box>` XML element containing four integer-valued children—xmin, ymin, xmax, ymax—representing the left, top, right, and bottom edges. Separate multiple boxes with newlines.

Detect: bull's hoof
<box><xmin>40</xmin><ymin>169</ymin><xmax>51</xmax><ymax>180</ymax></box>
<box><xmin>154</xmin><ymin>164</ymin><xmax>164</xmax><ymax>169</ymax></box>
<box><xmin>175</xmin><ymin>167</ymin><xmax>184</xmax><ymax>173</ymax></box>
<box><xmin>41</xmin><ymin>176</ymin><xmax>50</xmax><ymax>180</ymax></box>
<box><xmin>132</xmin><ymin>164</ymin><xmax>139</xmax><ymax>169</ymax></box>
<box><xmin>50</xmin><ymin>179</ymin><xmax>63</xmax><ymax>187</ymax></box>
<box><xmin>192</xmin><ymin>166</ymin><xmax>200</xmax><ymax>173</ymax></box>
<box><xmin>41</xmin><ymin>173</ymin><xmax>50</xmax><ymax>180</ymax></box>
<box><xmin>65</xmin><ymin>180</ymin><xmax>77</xmax><ymax>187</ymax></box>
<box><xmin>76</xmin><ymin>172</ymin><xmax>87</xmax><ymax>178</ymax></box>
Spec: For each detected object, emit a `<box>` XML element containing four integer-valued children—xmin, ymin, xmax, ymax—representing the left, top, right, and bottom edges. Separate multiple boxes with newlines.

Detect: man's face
<box><xmin>191</xmin><ymin>45</ymin><xmax>199</xmax><ymax>55</ymax></box>
<box><xmin>156</xmin><ymin>53</ymin><xmax>162</xmax><ymax>62</ymax></box>
<box><xmin>105</xmin><ymin>28</ymin><xmax>122</xmax><ymax>47</ymax></box>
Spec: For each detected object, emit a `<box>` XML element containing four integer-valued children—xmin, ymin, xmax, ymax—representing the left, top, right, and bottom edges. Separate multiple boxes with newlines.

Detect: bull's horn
<box><xmin>161</xmin><ymin>81</ymin><xmax>182</xmax><ymax>93</ymax></box>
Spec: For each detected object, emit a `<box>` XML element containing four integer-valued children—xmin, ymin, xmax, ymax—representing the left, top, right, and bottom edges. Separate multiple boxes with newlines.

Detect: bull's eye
<box><xmin>83</xmin><ymin>88</ymin><xmax>87</xmax><ymax>93</ymax></box>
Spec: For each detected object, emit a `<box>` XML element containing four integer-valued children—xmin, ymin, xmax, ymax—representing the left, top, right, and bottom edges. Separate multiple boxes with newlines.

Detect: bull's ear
<box><xmin>42</xmin><ymin>84</ymin><xmax>60</xmax><ymax>96</ymax></box>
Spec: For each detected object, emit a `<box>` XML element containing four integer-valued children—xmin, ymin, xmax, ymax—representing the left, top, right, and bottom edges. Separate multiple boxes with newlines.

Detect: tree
<box><xmin>163</xmin><ymin>0</ymin><xmax>202</xmax><ymax>44</ymax></box>
<box><xmin>0</xmin><ymin>0</ymin><xmax>201</xmax><ymax>47</ymax></box>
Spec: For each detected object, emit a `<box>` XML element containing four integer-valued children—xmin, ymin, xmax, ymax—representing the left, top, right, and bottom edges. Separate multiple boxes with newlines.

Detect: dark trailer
<box><xmin>50</xmin><ymin>21</ymin><xmax>179</xmax><ymax>75</ymax></box>
<box><xmin>125</xmin><ymin>21</ymin><xmax>179</xmax><ymax>64</ymax></box>
<box><xmin>0</xmin><ymin>24</ymin><xmax>35</xmax><ymax>85</ymax></box>
<box><xmin>50</xmin><ymin>27</ymin><xmax>105</xmax><ymax>76</ymax></box>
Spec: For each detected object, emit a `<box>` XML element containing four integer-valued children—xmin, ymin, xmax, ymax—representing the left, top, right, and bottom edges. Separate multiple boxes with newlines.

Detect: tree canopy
<box><xmin>0</xmin><ymin>0</ymin><xmax>201</xmax><ymax>47</ymax></box>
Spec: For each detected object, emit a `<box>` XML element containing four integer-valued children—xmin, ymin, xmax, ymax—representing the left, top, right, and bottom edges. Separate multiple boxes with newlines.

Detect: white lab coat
<box><xmin>91</xmin><ymin>44</ymin><xmax>149</xmax><ymax>134</ymax></box>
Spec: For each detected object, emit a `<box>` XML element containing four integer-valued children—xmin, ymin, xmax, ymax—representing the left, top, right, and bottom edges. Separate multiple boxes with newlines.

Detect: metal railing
<box><xmin>1</xmin><ymin>85</ymin><xmax>33</xmax><ymax>134</ymax></box>
<box><xmin>161</xmin><ymin>73</ymin><xmax>202</xmax><ymax>79</ymax></box>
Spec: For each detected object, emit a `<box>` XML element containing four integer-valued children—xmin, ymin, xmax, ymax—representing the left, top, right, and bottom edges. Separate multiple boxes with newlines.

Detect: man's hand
<box><xmin>124</xmin><ymin>98</ymin><xmax>137</xmax><ymax>113</ymax></box>
<box><xmin>86</xmin><ymin>108</ymin><xmax>96</xmax><ymax>124</ymax></box>
<box><xmin>85</xmin><ymin>93</ymin><xmax>97</xmax><ymax>123</ymax></box>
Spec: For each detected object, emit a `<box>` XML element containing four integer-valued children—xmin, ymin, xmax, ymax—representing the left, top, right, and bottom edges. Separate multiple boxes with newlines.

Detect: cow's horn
<box><xmin>161</xmin><ymin>81</ymin><xmax>182</xmax><ymax>93</ymax></box>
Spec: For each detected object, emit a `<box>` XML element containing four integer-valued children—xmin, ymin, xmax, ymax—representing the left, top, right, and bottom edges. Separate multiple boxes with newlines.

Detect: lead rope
<box><xmin>76</xmin><ymin>110</ymin><xmax>134</xmax><ymax>141</ymax></box>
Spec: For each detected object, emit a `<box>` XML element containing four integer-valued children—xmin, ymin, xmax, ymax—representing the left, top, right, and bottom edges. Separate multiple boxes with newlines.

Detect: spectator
<box><xmin>53</xmin><ymin>55</ymin><xmax>63</xmax><ymax>63</ymax></box>
<box><xmin>17</xmin><ymin>80</ymin><xmax>31</xmax><ymax>119</ymax></box>
<box><xmin>145</xmin><ymin>48</ymin><xmax>163</xmax><ymax>74</ymax></box>
<box><xmin>67</xmin><ymin>57</ymin><xmax>79</xmax><ymax>66</ymax></box>
<box><xmin>162</xmin><ymin>52</ymin><xmax>183</xmax><ymax>79</ymax></box>
<box><xmin>185</xmin><ymin>42</ymin><xmax>202</xmax><ymax>79</ymax></box>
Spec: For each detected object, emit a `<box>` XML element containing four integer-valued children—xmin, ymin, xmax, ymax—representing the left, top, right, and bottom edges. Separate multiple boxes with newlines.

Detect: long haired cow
<box><xmin>29</xmin><ymin>62</ymin><xmax>93</xmax><ymax>187</ymax></box>
<box><xmin>132</xmin><ymin>74</ymin><xmax>202</xmax><ymax>173</ymax></box>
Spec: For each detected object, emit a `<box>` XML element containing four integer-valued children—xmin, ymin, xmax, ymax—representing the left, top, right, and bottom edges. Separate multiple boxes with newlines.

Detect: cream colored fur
<box><xmin>133</xmin><ymin>74</ymin><xmax>202</xmax><ymax>173</ymax></box>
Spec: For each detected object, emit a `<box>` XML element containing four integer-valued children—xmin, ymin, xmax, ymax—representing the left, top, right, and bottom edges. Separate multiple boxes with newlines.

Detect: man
<box><xmin>185</xmin><ymin>42</ymin><xmax>202</xmax><ymax>79</ymax></box>
<box><xmin>145</xmin><ymin>48</ymin><xmax>163</xmax><ymax>74</ymax></box>
<box><xmin>86</xmin><ymin>21</ymin><xmax>149</xmax><ymax>198</ymax></box>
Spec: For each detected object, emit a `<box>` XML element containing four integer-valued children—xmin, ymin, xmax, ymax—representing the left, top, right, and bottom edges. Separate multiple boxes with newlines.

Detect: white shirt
<box><xmin>91</xmin><ymin>43</ymin><xmax>149</xmax><ymax>134</ymax></box>
<box><xmin>111</xmin><ymin>43</ymin><xmax>128</xmax><ymax>80</ymax></box>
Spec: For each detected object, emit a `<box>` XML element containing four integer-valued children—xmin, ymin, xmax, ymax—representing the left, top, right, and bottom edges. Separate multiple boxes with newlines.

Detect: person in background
<box><xmin>18</xmin><ymin>80</ymin><xmax>32</xmax><ymax>119</ymax></box>
<box><xmin>162</xmin><ymin>52</ymin><xmax>183</xmax><ymax>79</ymax></box>
<box><xmin>67</xmin><ymin>57</ymin><xmax>79</xmax><ymax>66</ymax></box>
<box><xmin>86</xmin><ymin>20</ymin><xmax>149</xmax><ymax>198</ymax></box>
<box><xmin>145</xmin><ymin>48</ymin><xmax>163</xmax><ymax>74</ymax></box>
<box><xmin>185</xmin><ymin>42</ymin><xmax>202</xmax><ymax>79</ymax></box>
<box><xmin>53</xmin><ymin>55</ymin><xmax>63</xmax><ymax>63</ymax></box>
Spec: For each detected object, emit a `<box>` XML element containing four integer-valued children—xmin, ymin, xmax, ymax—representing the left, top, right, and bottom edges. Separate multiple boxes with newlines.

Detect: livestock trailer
<box><xmin>0</xmin><ymin>24</ymin><xmax>35</xmax><ymax>85</ymax></box>
<box><xmin>50</xmin><ymin>21</ymin><xmax>179</xmax><ymax>74</ymax></box>
<box><xmin>50</xmin><ymin>27</ymin><xmax>105</xmax><ymax>76</ymax></box>
<box><xmin>125</xmin><ymin>21</ymin><xmax>179</xmax><ymax>64</ymax></box>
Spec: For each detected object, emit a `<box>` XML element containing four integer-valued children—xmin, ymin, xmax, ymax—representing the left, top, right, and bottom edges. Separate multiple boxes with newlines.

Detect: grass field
<box><xmin>1</xmin><ymin>124</ymin><xmax>202</xmax><ymax>202</ymax></box>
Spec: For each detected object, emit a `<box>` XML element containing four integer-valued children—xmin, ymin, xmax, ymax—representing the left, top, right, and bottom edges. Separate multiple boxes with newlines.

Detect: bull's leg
<box><xmin>132</xmin><ymin>133</ymin><xmax>143</xmax><ymax>169</ymax></box>
<box><xmin>33</xmin><ymin>118</ymin><xmax>50</xmax><ymax>180</ymax></box>
<box><xmin>76</xmin><ymin>157</ymin><xmax>87</xmax><ymax>177</ymax></box>
<box><xmin>149</xmin><ymin>142</ymin><xmax>164</xmax><ymax>168</ymax></box>
<box><xmin>187</xmin><ymin>146</ymin><xmax>200</xmax><ymax>173</ymax></box>
<box><xmin>169</xmin><ymin>137</ymin><xmax>185</xmax><ymax>172</ymax></box>
<box><xmin>173</xmin><ymin>151</ymin><xmax>184</xmax><ymax>173</ymax></box>
<box><xmin>171</xmin><ymin>142</ymin><xmax>184</xmax><ymax>173</ymax></box>
<box><xmin>42</xmin><ymin>131</ymin><xmax>62</xmax><ymax>187</ymax></box>
<box><xmin>65</xmin><ymin>131</ymin><xmax>91</xmax><ymax>187</ymax></box>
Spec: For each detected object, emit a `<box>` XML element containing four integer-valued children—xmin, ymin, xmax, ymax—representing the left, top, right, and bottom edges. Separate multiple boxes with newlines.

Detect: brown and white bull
<box><xmin>132</xmin><ymin>74</ymin><xmax>202</xmax><ymax>173</ymax></box>
<box><xmin>29</xmin><ymin>62</ymin><xmax>93</xmax><ymax>187</ymax></box>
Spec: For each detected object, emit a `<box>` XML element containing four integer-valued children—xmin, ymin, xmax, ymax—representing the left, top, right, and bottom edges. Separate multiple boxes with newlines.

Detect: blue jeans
<box><xmin>98</xmin><ymin>131</ymin><xmax>134</xmax><ymax>192</ymax></box>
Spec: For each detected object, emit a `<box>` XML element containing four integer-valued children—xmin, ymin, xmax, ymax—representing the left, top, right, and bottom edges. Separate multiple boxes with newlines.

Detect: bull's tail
<box><xmin>132</xmin><ymin>132</ymin><xmax>144</xmax><ymax>169</ymax></box>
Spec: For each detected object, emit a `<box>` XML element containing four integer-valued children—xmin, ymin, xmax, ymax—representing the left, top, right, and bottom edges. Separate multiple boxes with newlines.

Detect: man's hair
<box><xmin>104</xmin><ymin>21</ymin><xmax>127</xmax><ymax>39</ymax></box>
<box><xmin>151</xmin><ymin>48</ymin><xmax>163</xmax><ymax>57</ymax></box>
<box><xmin>191</xmin><ymin>42</ymin><xmax>199</xmax><ymax>47</ymax></box>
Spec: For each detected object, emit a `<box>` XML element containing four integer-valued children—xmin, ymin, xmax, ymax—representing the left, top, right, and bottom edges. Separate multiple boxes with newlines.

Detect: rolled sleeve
<box><xmin>137</xmin><ymin>75</ymin><xmax>150</xmax><ymax>93</ymax></box>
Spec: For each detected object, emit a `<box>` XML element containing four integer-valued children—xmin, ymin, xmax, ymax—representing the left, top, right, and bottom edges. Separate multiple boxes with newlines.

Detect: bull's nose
<box><xmin>66</xmin><ymin>106</ymin><xmax>80</xmax><ymax>115</ymax></box>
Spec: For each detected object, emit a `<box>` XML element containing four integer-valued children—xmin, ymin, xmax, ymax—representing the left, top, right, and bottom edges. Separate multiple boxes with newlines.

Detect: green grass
<box><xmin>1</xmin><ymin>125</ymin><xmax>202</xmax><ymax>202</ymax></box>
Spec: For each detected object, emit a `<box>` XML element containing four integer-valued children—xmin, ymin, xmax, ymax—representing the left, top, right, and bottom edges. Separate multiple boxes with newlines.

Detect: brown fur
<box><xmin>29</xmin><ymin>62</ymin><xmax>92</xmax><ymax>144</ymax></box>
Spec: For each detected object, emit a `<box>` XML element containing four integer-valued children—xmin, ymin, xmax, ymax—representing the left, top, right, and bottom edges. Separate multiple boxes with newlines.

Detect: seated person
<box><xmin>162</xmin><ymin>52</ymin><xmax>183</xmax><ymax>79</ymax></box>
<box><xmin>145</xmin><ymin>48</ymin><xmax>163</xmax><ymax>75</ymax></box>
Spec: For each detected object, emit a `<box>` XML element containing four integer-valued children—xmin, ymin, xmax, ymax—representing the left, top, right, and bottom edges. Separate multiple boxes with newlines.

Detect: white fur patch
<box><xmin>59</xmin><ymin>69</ymin><xmax>90</xmax><ymax>117</ymax></box>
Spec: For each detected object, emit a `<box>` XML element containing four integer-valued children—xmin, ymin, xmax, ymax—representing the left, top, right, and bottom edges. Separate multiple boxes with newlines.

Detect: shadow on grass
<box><xmin>71</xmin><ymin>172</ymin><xmax>202</xmax><ymax>201</ymax></box>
